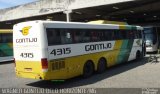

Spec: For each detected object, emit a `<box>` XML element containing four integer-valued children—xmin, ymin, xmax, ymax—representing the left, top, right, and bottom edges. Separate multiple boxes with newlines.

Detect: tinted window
<box><xmin>104</xmin><ymin>31</ymin><xmax>112</xmax><ymax>40</ymax></box>
<box><xmin>46</xmin><ymin>28</ymin><xmax>138</xmax><ymax>45</ymax></box>
<box><xmin>127</xmin><ymin>30</ymin><xmax>135</xmax><ymax>39</ymax></box>
<box><xmin>0</xmin><ymin>33</ymin><xmax>12</xmax><ymax>43</ymax></box>
<box><xmin>46</xmin><ymin>28</ymin><xmax>61</xmax><ymax>45</ymax></box>
<box><xmin>121</xmin><ymin>30</ymin><xmax>127</xmax><ymax>39</ymax></box>
<box><xmin>61</xmin><ymin>29</ymin><xmax>73</xmax><ymax>44</ymax></box>
<box><xmin>74</xmin><ymin>30</ymin><xmax>83</xmax><ymax>43</ymax></box>
<box><xmin>144</xmin><ymin>28</ymin><xmax>153</xmax><ymax>33</ymax></box>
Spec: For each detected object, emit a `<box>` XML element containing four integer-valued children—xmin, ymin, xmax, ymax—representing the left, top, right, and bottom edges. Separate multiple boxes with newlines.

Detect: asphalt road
<box><xmin>0</xmin><ymin>55</ymin><xmax>160</xmax><ymax>89</ymax></box>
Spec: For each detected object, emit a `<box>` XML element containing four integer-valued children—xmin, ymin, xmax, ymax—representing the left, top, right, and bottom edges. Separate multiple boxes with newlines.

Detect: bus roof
<box><xmin>87</xmin><ymin>20</ymin><xmax>128</xmax><ymax>25</ymax></box>
<box><xmin>14</xmin><ymin>20</ymin><xmax>143</xmax><ymax>30</ymax></box>
<box><xmin>0</xmin><ymin>29</ymin><xmax>12</xmax><ymax>33</ymax></box>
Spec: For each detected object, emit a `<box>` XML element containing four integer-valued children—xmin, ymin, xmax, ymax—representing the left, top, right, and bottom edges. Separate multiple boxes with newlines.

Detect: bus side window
<box><xmin>6</xmin><ymin>33</ymin><xmax>12</xmax><ymax>43</ymax></box>
<box><xmin>90</xmin><ymin>30</ymin><xmax>105</xmax><ymax>42</ymax></box>
<box><xmin>129</xmin><ymin>30</ymin><xmax>135</xmax><ymax>39</ymax></box>
<box><xmin>121</xmin><ymin>30</ymin><xmax>127</xmax><ymax>39</ymax></box>
<box><xmin>0</xmin><ymin>34</ymin><xmax>2</xmax><ymax>43</ymax></box>
<box><xmin>46</xmin><ymin>28</ymin><xmax>61</xmax><ymax>45</ymax></box>
<box><xmin>83</xmin><ymin>30</ymin><xmax>90</xmax><ymax>42</ymax></box>
<box><xmin>104</xmin><ymin>31</ymin><xmax>111</xmax><ymax>40</ymax></box>
<box><xmin>98</xmin><ymin>30</ymin><xmax>105</xmax><ymax>41</ymax></box>
<box><xmin>127</xmin><ymin>30</ymin><xmax>135</xmax><ymax>39</ymax></box>
<box><xmin>1</xmin><ymin>34</ymin><xmax>6</xmax><ymax>43</ymax></box>
<box><xmin>114</xmin><ymin>30</ymin><xmax>121</xmax><ymax>40</ymax></box>
<box><xmin>61</xmin><ymin>29</ymin><xmax>73</xmax><ymax>44</ymax></box>
<box><xmin>117</xmin><ymin>31</ymin><xmax>121</xmax><ymax>40</ymax></box>
<box><xmin>91</xmin><ymin>30</ymin><xmax>98</xmax><ymax>42</ymax></box>
<box><xmin>139</xmin><ymin>30</ymin><xmax>142</xmax><ymax>38</ymax></box>
<box><xmin>74</xmin><ymin>30</ymin><xmax>85</xmax><ymax>43</ymax></box>
<box><xmin>111</xmin><ymin>31</ymin><xmax>115</xmax><ymax>40</ymax></box>
<box><xmin>0</xmin><ymin>33</ymin><xmax>12</xmax><ymax>43</ymax></box>
<box><xmin>74</xmin><ymin>30</ymin><xmax>80</xmax><ymax>43</ymax></box>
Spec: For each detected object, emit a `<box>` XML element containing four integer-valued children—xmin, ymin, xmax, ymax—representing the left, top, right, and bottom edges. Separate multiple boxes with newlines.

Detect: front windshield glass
<box><xmin>144</xmin><ymin>27</ymin><xmax>157</xmax><ymax>44</ymax></box>
<box><xmin>145</xmin><ymin>34</ymin><xmax>154</xmax><ymax>41</ymax></box>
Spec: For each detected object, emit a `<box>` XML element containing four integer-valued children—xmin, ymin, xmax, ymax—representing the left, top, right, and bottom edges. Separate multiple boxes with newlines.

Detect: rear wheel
<box><xmin>97</xmin><ymin>58</ymin><xmax>107</xmax><ymax>73</ymax></box>
<box><xmin>83</xmin><ymin>61</ymin><xmax>94</xmax><ymax>78</ymax></box>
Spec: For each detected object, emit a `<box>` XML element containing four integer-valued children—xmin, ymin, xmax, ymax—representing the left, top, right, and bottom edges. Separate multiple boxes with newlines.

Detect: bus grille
<box><xmin>52</xmin><ymin>61</ymin><xmax>65</xmax><ymax>70</ymax></box>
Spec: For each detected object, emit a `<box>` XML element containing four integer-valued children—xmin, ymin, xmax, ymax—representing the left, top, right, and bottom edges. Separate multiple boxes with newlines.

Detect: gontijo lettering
<box><xmin>85</xmin><ymin>43</ymin><xmax>112</xmax><ymax>51</ymax></box>
<box><xmin>16</xmin><ymin>38</ymin><xmax>37</xmax><ymax>43</ymax></box>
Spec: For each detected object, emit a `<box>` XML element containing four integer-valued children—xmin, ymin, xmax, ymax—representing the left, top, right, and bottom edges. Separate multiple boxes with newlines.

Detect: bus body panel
<box><xmin>46</xmin><ymin>49</ymin><xmax>118</xmax><ymax>80</ymax></box>
<box><xmin>15</xmin><ymin>40</ymin><xmax>142</xmax><ymax>80</ymax></box>
<box><xmin>15</xmin><ymin>61</ymin><xmax>43</xmax><ymax>79</ymax></box>
<box><xmin>45</xmin><ymin>39</ymin><xmax>142</xmax><ymax>80</ymax></box>
<box><xmin>13</xmin><ymin>21</ymin><xmax>143</xmax><ymax>80</ymax></box>
<box><xmin>48</xmin><ymin>41</ymin><xmax>115</xmax><ymax>60</ymax></box>
<box><xmin>128</xmin><ymin>39</ymin><xmax>142</xmax><ymax>61</ymax></box>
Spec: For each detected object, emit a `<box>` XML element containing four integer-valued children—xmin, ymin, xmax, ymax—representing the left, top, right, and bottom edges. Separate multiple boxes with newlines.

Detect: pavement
<box><xmin>0</xmin><ymin>55</ymin><xmax>160</xmax><ymax>93</ymax></box>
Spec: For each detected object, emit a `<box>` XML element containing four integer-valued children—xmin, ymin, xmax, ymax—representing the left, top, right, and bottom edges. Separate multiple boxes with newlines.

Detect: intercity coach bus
<box><xmin>13</xmin><ymin>20</ymin><xmax>143</xmax><ymax>80</ymax></box>
<box><xmin>0</xmin><ymin>29</ymin><xmax>13</xmax><ymax>62</ymax></box>
<box><xmin>144</xmin><ymin>26</ymin><xmax>160</xmax><ymax>53</ymax></box>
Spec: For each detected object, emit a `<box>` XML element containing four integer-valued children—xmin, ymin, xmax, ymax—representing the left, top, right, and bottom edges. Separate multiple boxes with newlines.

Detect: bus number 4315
<box><xmin>50</xmin><ymin>47</ymin><xmax>71</xmax><ymax>56</ymax></box>
<box><xmin>20</xmin><ymin>53</ymin><xmax>34</xmax><ymax>58</ymax></box>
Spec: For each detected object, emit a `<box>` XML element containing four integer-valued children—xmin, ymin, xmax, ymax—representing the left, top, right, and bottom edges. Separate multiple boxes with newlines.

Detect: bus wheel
<box><xmin>83</xmin><ymin>61</ymin><xmax>94</xmax><ymax>78</ymax></box>
<box><xmin>136</xmin><ymin>51</ymin><xmax>141</xmax><ymax>60</ymax></box>
<box><xmin>97</xmin><ymin>58</ymin><xmax>107</xmax><ymax>73</ymax></box>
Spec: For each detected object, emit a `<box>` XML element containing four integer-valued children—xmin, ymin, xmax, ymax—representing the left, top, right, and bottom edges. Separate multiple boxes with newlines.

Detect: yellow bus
<box><xmin>13</xmin><ymin>20</ymin><xmax>143</xmax><ymax>80</ymax></box>
<box><xmin>0</xmin><ymin>29</ymin><xmax>13</xmax><ymax>62</ymax></box>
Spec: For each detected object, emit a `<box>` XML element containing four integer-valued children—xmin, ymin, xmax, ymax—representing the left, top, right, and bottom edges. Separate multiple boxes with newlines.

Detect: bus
<box><xmin>143</xmin><ymin>26</ymin><xmax>160</xmax><ymax>53</ymax></box>
<box><xmin>0</xmin><ymin>29</ymin><xmax>13</xmax><ymax>62</ymax></box>
<box><xmin>13</xmin><ymin>20</ymin><xmax>143</xmax><ymax>80</ymax></box>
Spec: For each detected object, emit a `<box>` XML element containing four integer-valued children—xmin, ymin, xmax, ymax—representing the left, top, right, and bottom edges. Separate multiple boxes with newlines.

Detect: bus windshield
<box><xmin>145</xmin><ymin>34</ymin><xmax>155</xmax><ymax>41</ymax></box>
<box><xmin>144</xmin><ymin>27</ymin><xmax>157</xmax><ymax>44</ymax></box>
